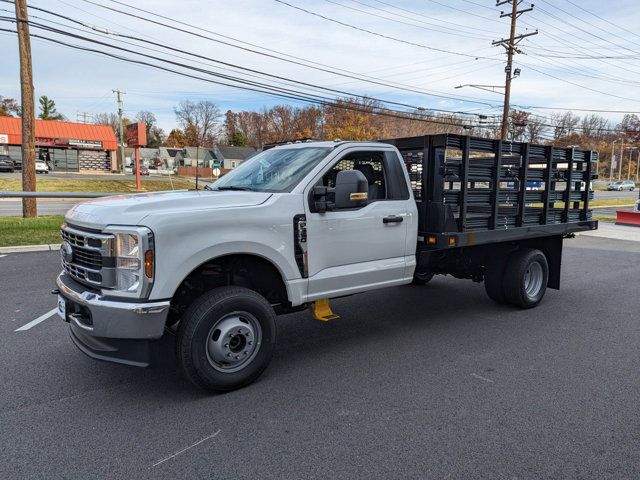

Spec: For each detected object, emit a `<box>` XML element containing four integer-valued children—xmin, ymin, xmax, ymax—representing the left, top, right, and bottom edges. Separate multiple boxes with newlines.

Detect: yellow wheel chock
<box><xmin>309</xmin><ymin>298</ymin><xmax>340</xmax><ymax>321</ymax></box>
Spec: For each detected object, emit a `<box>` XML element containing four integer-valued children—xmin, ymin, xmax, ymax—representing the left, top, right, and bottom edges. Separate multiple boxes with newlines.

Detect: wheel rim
<box><xmin>205</xmin><ymin>311</ymin><xmax>262</xmax><ymax>373</ymax></box>
<box><xmin>523</xmin><ymin>261</ymin><xmax>544</xmax><ymax>298</ymax></box>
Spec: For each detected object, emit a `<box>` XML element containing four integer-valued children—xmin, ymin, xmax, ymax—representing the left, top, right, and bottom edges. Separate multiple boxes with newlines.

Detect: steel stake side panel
<box><xmin>382</xmin><ymin>134</ymin><xmax>598</xmax><ymax>250</ymax></box>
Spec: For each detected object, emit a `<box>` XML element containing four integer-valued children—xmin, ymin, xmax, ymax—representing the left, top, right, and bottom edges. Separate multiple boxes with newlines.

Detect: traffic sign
<box><xmin>213</xmin><ymin>168</ymin><xmax>221</xmax><ymax>177</ymax></box>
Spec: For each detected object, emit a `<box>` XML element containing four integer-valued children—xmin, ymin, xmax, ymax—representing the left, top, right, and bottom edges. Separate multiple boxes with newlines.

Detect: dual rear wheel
<box><xmin>484</xmin><ymin>248</ymin><xmax>549</xmax><ymax>308</ymax></box>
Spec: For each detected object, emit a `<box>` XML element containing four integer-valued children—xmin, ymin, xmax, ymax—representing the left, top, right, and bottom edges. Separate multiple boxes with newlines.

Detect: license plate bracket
<box><xmin>57</xmin><ymin>295</ymin><xmax>67</xmax><ymax>321</ymax></box>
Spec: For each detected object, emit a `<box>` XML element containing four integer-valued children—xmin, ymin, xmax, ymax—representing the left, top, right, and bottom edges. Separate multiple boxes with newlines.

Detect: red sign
<box><xmin>126</xmin><ymin>122</ymin><xmax>147</xmax><ymax>147</ymax></box>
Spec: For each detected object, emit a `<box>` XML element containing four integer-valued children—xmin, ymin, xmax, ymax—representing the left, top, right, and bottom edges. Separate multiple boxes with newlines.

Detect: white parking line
<box><xmin>152</xmin><ymin>430</ymin><xmax>221</xmax><ymax>467</ymax></box>
<box><xmin>471</xmin><ymin>373</ymin><xmax>495</xmax><ymax>384</ymax></box>
<box><xmin>15</xmin><ymin>308</ymin><xmax>57</xmax><ymax>332</ymax></box>
<box><xmin>0</xmin><ymin>254</ymin><xmax>6</xmax><ymax>258</ymax></box>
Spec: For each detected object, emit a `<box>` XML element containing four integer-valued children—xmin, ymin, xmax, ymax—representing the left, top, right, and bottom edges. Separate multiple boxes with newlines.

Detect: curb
<box><xmin>591</xmin><ymin>204</ymin><xmax>635</xmax><ymax>209</ymax></box>
<box><xmin>0</xmin><ymin>243</ymin><xmax>61</xmax><ymax>254</ymax></box>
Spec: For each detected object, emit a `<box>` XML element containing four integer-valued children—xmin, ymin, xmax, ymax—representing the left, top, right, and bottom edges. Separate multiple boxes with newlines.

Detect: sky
<box><xmin>1</xmin><ymin>0</ymin><xmax>640</xmax><ymax>133</ymax></box>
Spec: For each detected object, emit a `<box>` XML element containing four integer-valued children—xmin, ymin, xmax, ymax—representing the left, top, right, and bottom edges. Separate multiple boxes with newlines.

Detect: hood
<box><xmin>65</xmin><ymin>189</ymin><xmax>272</xmax><ymax>229</ymax></box>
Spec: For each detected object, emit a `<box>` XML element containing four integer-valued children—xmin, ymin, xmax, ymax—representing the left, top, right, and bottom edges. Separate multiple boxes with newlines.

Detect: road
<box><xmin>1</xmin><ymin>235</ymin><xmax>639</xmax><ymax>479</ymax></box>
<box><xmin>0</xmin><ymin>186</ymin><xmax>636</xmax><ymax>217</ymax></box>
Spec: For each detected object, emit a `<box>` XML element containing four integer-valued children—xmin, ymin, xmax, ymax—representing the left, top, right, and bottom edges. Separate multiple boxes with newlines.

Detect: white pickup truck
<box><xmin>54</xmin><ymin>134</ymin><xmax>598</xmax><ymax>391</ymax></box>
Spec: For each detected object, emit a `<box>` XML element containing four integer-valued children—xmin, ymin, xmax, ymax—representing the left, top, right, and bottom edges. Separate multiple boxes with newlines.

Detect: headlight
<box><xmin>104</xmin><ymin>226</ymin><xmax>154</xmax><ymax>298</ymax></box>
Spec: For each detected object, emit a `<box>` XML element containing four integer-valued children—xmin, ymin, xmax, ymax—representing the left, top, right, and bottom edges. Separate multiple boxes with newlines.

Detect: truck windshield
<box><xmin>212</xmin><ymin>147</ymin><xmax>331</xmax><ymax>193</ymax></box>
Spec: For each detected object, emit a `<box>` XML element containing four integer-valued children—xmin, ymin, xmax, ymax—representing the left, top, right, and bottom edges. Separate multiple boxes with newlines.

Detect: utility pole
<box><xmin>609</xmin><ymin>140</ymin><xmax>618</xmax><ymax>183</ymax></box>
<box><xmin>15</xmin><ymin>0</ymin><xmax>37</xmax><ymax>218</ymax></box>
<box><xmin>76</xmin><ymin>111</ymin><xmax>93</xmax><ymax>124</ymax></box>
<box><xmin>493</xmin><ymin>1</ymin><xmax>537</xmax><ymax>140</ymax></box>
<box><xmin>618</xmin><ymin>141</ymin><xmax>624</xmax><ymax>181</ymax></box>
<box><xmin>113</xmin><ymin>89</ymin><xmax>125</xmax><ymax>172</ymax></box>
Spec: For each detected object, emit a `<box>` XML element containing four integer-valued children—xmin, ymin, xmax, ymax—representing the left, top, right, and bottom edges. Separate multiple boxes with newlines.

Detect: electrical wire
<box><xmin>68</xmin><ymin>0</ymin><xmax>506</xmax><ymax>106</ymax></box>
<box><xmin>0</xmin><ymin>24</ymin><xmax>501</xmax><ymax>129</ymax></box>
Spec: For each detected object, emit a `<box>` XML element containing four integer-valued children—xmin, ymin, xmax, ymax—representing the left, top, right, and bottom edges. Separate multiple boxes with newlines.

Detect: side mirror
<box><xmin>334</xmin><ymin>169</ymin><xmax>368</xmax><ymax>209</ymax></box>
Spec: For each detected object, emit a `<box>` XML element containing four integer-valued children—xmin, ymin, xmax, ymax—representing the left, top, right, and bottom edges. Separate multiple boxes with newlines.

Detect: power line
<box><xmin>0</xmin><ymin>25</ymin><xmax>500</xmax><ymax>129</ymax></box>
<box><xmin>323</xmin><ymin>0</ymin><xmax>497</xmax><ymax>40</ymax></box>
<box><xmin>6</xmin><ymin>5</ymin><xmax>497</xmax><ymax>117</ymax></box>
<box><xmin>536</xmin><ymin>0</ymin><xmax>640</xmax><ymax>53</ymax></box>
<box><xmin>562</xmin><ymin>0</ymin><xmax>640</xmax><ymax>42</ymax></box>
<box><xmin>70</xmin><ymin>0</ymin><xmax>505</xmax><ymax>106</ymax></box>
<box><xmin>273</xmin><ymin>0</ymin><xmax>501</xmax><ymax>60</ymax></box>
<box><xmin>370</xmin><ymin>0</ymin><xmax>499</xmax><ymax>35</ymax></box>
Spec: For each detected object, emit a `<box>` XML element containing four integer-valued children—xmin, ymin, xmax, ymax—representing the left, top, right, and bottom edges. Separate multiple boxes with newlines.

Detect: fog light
<box><xmin>427</xmin><ymin>235</ymin><xmax>437</xmax><ymax>245</ymax></box>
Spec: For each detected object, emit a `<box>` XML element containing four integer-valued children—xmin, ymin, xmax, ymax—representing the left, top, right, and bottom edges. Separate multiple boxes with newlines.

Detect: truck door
<box><xmin>304</xmin><ymin>148</ymin><xmax>416</xmax><ymax>300</ymax></box>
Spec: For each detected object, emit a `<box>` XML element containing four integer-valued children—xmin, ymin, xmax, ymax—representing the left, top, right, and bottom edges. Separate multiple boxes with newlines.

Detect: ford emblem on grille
<box><xmin>60</xmin><ymin>241</ymin><xmax>73</xmax><ymax>263</ymax></box>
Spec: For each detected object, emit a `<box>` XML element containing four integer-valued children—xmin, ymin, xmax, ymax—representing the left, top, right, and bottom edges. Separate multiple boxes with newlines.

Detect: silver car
<box><xmin>607</xmin><ymin>180</ymin><xmax>635</xmax><ymax>191</ymax></box>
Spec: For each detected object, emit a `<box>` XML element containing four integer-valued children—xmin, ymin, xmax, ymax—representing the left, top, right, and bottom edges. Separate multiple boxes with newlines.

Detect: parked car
<box><xmin>132</xmin><ymin>165</ymin><xmax>150</xmax><ymax>176</ymax></box>
<box><xmin>35</xmin><ymin>160</ymin><xmax>49</xmax><ymax>174</ymax></box>
<box><xmin>607</xmin><ymin>180</ymin><xmax>635</xmax><ymax>191</ymax></box>
<box><xmin>0</xmin><ymin>156</ymin><xmax>15</xmax><ymax>172</ymax></box>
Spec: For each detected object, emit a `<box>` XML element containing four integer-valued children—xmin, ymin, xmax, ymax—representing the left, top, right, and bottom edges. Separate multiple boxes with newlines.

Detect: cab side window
<box><xmin>321</xmin><ymin>151</ymin><xmax>387</xmax><ymax>201</ymax></box>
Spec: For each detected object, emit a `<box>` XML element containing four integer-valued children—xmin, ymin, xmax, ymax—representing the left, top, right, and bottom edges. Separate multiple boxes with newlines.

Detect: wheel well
<box><xmin>169</xmin><ymin>254</ymin><xmax>290</xmax><ymax>324</ymax></box>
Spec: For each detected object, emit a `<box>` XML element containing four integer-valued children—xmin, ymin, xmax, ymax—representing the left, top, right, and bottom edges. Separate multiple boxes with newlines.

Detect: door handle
<box><xmin>383</xmin><ymin>215</ymin><xmax>403</xmax><ymax>224</ymax></box>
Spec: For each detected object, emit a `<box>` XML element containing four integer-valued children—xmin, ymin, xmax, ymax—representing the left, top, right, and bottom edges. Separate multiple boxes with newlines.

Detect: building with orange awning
<box><xmin>0</xmin><ymin>117</ymin><xmax>118</xmax><ymax>173</ymax></box>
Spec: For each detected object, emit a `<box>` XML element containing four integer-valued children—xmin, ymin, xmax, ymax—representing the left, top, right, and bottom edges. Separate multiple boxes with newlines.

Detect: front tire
<box><xmin>503</xmin><ymin>248</ymin><xmax>549</xmax><ymax>309</ymax></box>
<box><xmin>177</xmin><ymin>286</ymin><xmax>277</xmax><ymax>392</ymax></box>
<box><xmin>411</xmin><ymin>270</ymin><xmax>434</xmax><ymax>285</ymax></box>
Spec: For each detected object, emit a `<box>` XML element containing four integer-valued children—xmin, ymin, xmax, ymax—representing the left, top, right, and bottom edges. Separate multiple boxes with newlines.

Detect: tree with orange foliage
<box><xmin>164</xmin><ymin>128</ymin><xmax>187</xmax><ymax>148</ymax></box>
<box><xmin>324</xmin><ymin>97</ymin><xmax>380</xmax><ymax>141</ymax></box>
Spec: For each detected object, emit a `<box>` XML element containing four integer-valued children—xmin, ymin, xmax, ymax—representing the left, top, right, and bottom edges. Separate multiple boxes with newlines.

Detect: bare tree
<box><xmin>551</xmin><ymin>111</ymin><xmax>581</xmax><ymax>140</ymax></box>
<box><xmin>94</xmin><ymin>112</ymin><xmax>130</xmax><ymax>143</ymax></box>
<box><xmin>135</xmin><ymin>110</ymin><xmax>164</xmax><ymax>147</ymax></box>
<box><xmin>580</xmin><ymin>114</ymin><xmax>609</xmax><ymax>139</ymax></box>
<box><xmin>174</xmin><ymin>100</ymin><xmax>222</xmax><ymax>147</ymax></box>
<box><xmin>526</xmin><ymin>115</ymin><xmax>546</xmax><ymax>143</ymax></box>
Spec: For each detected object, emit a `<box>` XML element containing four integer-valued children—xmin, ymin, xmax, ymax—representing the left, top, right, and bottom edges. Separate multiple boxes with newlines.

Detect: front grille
<box><xmin>60</xmin><ymin>225</ymin><xmax>115</xmax><ymax>288</ymax></box>
<box><xmin>72</xmin><ymin>247</ymin><xmax>103</xmax><ymax>268</ymax></box>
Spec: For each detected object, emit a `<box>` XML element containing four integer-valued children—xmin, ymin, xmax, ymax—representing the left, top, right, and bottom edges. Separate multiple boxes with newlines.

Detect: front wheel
<box><xmin>176</xmin><ymin>286</ymin><xmax>277</xmax><ymax>392</ymax></box>
<box><xmin>503</xmin><ymin>248</ymin><xmax>549</xmax><ymax>309</ymax></box>
<box><xmin>411</xmin><ymin>270</ymin><xmax>434</xmax><ymax>285</ymax></box>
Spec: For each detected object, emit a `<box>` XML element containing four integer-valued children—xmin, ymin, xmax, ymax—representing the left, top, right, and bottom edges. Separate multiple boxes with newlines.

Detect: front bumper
<box><xmin>56</xmin><ymin>273</ymin><xmax>171</xmax><ymax>366</ymax></box>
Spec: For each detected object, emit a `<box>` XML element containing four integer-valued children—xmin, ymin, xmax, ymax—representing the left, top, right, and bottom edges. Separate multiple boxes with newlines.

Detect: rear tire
<box><xmin>176</xmin><ymin>286</ymin><xmax>277</xmax><ymax>392</ymax></box>
<box><xmin>503</xmin><ymin>248</ymin><xmax>549</xmax><ymax>309</ymax></box>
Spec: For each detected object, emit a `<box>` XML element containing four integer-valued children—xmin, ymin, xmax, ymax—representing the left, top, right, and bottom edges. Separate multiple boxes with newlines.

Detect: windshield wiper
<box><xmin>215</xmin><ymin>185</ymin><xmax>255</xmax><ymax>191</ymax></box>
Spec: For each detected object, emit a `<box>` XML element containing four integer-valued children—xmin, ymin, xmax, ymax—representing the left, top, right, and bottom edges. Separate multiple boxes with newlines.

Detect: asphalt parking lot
<box><xmin>1</xmin><ymin>235</ymin><xmax>639</xmax><ymax>479</ymax></box>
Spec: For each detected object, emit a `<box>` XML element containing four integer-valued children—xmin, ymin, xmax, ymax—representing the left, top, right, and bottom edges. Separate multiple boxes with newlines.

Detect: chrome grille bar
<box><xmin>60</xmin><ymin>224</ymin><xmax>115</xmax><ymax>289</ymax></box>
